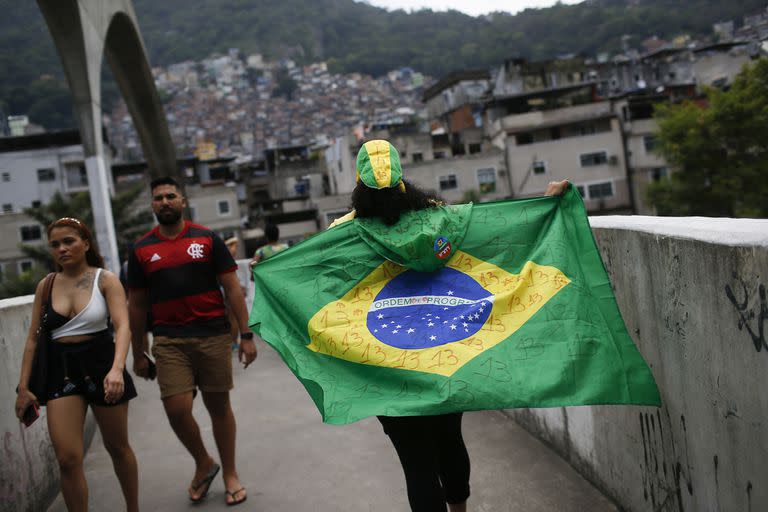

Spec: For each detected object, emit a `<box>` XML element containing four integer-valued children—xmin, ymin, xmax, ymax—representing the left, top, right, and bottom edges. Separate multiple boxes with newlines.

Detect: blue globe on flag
<box><xmin>366</xmin><ymin>267</ymin><xmax>494</xmax><ymax>349</ymax></box>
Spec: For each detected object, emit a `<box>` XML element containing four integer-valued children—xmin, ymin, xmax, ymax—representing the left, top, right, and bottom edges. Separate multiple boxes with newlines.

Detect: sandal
<box><xmin>226</xmin><ymin>487</ymin><xmax>247</xmax><ymax>506</ymax></box>
<box><xmin>189</xmin><ymin>463</ymin><xmax>220</xmax><ymax>503</ymax></box>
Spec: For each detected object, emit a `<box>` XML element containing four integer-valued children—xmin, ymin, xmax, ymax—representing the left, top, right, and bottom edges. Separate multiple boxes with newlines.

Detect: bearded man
<box><xmin>127</xmin><ymin>177</ymin><xmax>255</xmax><ymax>506</ymax></box>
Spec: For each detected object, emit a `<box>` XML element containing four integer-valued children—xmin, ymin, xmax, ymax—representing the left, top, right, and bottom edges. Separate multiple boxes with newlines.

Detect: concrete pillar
<box><xmin>85</xmin><ymin>155</ymin><xmax>119</xmax><ymax>271</ymax></box>
<box><xmin>37</xmin><ymin>0</ymin><xmax>180</xmax><ymax>267</ymax></box>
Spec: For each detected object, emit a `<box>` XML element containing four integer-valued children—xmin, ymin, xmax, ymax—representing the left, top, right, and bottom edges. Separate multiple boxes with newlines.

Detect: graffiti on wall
<box><xmin>725</xmin><ymin>274</ymin><xmax>767</xmax><ymax>352</ymax></box>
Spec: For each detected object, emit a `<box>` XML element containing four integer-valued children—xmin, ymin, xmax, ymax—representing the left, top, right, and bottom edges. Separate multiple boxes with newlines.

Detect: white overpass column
<box><xmin>85</xmin><ymin>155</ymin><xmax>119</xmax><ymax>272</ymax></box>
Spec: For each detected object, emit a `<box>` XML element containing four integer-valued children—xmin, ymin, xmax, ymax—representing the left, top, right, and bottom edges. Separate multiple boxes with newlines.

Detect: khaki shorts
<box><xmin>152</xmin><ymin>334</ymin><xmax>233</xmax><ymax>398</ymax></box>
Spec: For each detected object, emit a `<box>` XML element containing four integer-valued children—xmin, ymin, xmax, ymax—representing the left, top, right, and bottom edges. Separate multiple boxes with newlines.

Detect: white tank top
<box><xmin>51</xmin><ymin>268</ymin><xmax>109</xmax><ymax>339</ymax></box>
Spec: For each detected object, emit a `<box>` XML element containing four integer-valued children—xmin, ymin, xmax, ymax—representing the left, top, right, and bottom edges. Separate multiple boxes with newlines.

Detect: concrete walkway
<box><xmin>49</xmin><ymin>340</ymin><xmax>616</xmax><ymax>512</ymax></box>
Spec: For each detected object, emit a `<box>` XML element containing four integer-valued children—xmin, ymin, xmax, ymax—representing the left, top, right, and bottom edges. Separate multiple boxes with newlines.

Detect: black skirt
<box><xmin>44</xmin><ymin>332</ymin><xmax>137</xmax><ymax>407</ymax></box>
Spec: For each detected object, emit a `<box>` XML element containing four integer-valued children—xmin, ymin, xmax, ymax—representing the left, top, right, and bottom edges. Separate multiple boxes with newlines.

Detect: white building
<box><xmin>0</xmin><ymin>212</ymin><xmax>44</xmax><ymax>281</ymax></box>
<box><xmin>0</xmin><ymin>131</ymin><xmax>113</xmax><ymax>278</ymax></box>
<box><xmin>487</xmin><ymin>101</ymin><xmax>632</xmax><ymax>213</ymax></box>
<box><xmin>0</xmin><ymin>131</ymin><xmax>109</xmax><ymax>215</ymax></box>
<box><xmin>405</xmin><ymin>149</ymin><xmax>509</xmax><ymax>205</ymax></box>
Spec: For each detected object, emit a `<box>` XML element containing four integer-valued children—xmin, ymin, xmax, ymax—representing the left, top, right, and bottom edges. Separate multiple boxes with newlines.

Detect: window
<box><xmin>412</xmin><ymin>152</ymin><xmax>423</xmax><ymax>163</ymax></box>
<box><xmin>468</xmin><ymin>143</ymin><xmax>482</xmax><ymax>154</ymax></box>
<box><xmin>31</xmin><ymin>200</ymin><xmax>41</xmax><ymax>208</ymax></box>
<box><xmin>477</xmin><ymin>168</ymin><xmax>496</xmax><ymax>194</ymax></box>
<box><xmin>580</xmin><ymin>151</ymin><xmax>608</xmax><ymax>167</ymax></box>
<box><xmin>188</xmin><ymin>205</ymin><xmax>197</xmax><ymax>221</ymax></box>
<box><xmin>217</xmin><ymin>200</ymin><xmax>231</xmax><ymax>216</ymax></box>
<box><xmin>532</xmin><ymin>161</ymin><xmax>547</xmax><ymax>175</ymax></box>
<box><xmin>439</xmin><ymin>175</ymin><xmax>458</xmax><ymax>191</ymax></box>
<box><xmin>433</xmin><ymin>151</ymin><xmax>446</xmax><ymax>159</ymax></box>
<box><xmin>18</xmin><ymin>260</ymin><xmax>33</xmax><ymax>273</ymax></box>
<box><xmin>643</xmin><ymin>135</ymin><xmax>657</xmax><ymax>153</ymax></box>
<box><xmin>65</xmin><ymin>163</ymin><xmax>88</xmax><ymax>188</ymax></box>
<box><xmin>1</xmin><ymin>172</ymin><xmax>9</xmax><ymax>182</ymax></box>
<box><xmin>20</xmin><ymin>225</ymin><xmax>42</xmax><ymax>241</ymax></box>
<box><xmin>293</xmin><ymin>178</ymin><xmax>309</xmax><ymax>196</ymax></box>
<box><xmin>651</xmin><ymin>167</ymin><xmax>668</xmax><ymax>182</ymax></box>
<box><xmin>516</xmin><ymin>132</ymin><xmax>533</xmax><ymax>146</ymax></box>
<box><xmin>576</xmin><ymin>185</ymin><xmax>585</xmax><ymax>197</ymax></box>
<box><xmin>587</xmin><ymin>181</ymin><xmax>614</xmax><ymax>199</ymax></box>
<box><xmin>37</xmin><ymin>168</ymin><xmax>56</xmax><ymax>182</ymax></box>
<box><xmin>2</xmin><ymin>203</ymin><xmax>12</xmax><ymax>214</ymax></box>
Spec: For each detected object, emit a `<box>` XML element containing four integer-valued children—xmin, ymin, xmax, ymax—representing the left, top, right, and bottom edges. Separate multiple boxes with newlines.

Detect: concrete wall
<box><xmin>506</xmin><ymin>216</ymin><xmax>768</xmax><ymax>512</ymax></box>
<box><xmin>0</xmin><ymin>295</ymin><xmax>96</xmax><ymax>512</ymax></box>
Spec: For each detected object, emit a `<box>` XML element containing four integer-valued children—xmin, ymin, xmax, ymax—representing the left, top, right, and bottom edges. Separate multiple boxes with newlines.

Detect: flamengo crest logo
<box><xmin>187</xmin><ymin>242</ymin><xmax>205</xmax><ymax>259</ymax></box>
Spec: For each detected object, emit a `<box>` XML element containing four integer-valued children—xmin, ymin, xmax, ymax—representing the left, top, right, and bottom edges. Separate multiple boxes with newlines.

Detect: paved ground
<box><xmin>49</xmin><ymin>340</ymin><xmax>616</xmax><ymax>512</ymax></box>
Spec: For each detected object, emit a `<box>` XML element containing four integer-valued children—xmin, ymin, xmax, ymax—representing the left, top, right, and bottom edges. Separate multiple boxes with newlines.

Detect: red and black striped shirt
<box><xmin>127</xmin><ymin>221</ymin><xmax>236</xmax><ymax>337</ymax></box>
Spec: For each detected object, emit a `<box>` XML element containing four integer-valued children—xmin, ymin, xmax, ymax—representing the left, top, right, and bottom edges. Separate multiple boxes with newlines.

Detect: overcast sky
<box><xmin>362</xmin><ymin>0</ymin><xmax>582</xmax><ymax>16</ymax></box>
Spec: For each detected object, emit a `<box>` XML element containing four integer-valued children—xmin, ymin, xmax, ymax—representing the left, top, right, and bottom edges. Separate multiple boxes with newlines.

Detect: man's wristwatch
<box><xmin>240</xmin><ymin>332</ymin><xmax>254</xmax><ymax>341</ymax></box>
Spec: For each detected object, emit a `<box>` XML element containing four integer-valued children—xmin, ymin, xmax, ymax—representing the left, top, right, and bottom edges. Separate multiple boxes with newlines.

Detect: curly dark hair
<box><xmin>351</xmin><ymin>179</ymin><xmax>444</xmax><ymax>226</ymax></box>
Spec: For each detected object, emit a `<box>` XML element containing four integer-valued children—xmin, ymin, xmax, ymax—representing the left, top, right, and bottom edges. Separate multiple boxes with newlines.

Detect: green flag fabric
<box><xmin>249</xmin><ymin>186</ymin><xmax>660</xmax><ymax>424</ymax></box>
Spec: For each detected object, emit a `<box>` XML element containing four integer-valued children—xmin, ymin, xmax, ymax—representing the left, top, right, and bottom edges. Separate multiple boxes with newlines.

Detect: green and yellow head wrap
<box><xmin>356</xmin><ymin>140</ymin><xmax>406</xmax><ymax>193</ymax></box>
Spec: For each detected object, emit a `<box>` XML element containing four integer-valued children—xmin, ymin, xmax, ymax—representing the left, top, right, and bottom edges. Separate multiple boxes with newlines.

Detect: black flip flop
<box><xmin>226</xmin><ymin>487</ymin><xmax>247</xmax><ymax>506</ymax></box>
<box><xmin>189</xmin><ymin>463</ymin><xmax>220</xmax><ymax>503</ymax></box>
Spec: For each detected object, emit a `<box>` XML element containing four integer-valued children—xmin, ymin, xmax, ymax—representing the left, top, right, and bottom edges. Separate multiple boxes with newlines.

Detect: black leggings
<box><xmin>378</xmin><ymin>413</ymin><xmax>470</xmax><ymax>512</ymax></box>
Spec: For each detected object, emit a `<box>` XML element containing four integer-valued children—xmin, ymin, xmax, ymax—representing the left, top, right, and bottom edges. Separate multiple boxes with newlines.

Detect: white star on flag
<box><xmin>450</xmin><ymin>324</ymin><xmax>457</xmax><ymax>330</ymax></box>
<box><xmin>407</xmin><ymin>328</ymin><xmax>415</xmax><ymax>333</ymax></box>
<box><xmin>428</xmin><ymin>322</ymin><xmax>434</xmax><ymax>327</ymax></box>
<box><xmin>447</xmin><ymin>290</ymin><xmax>454</xmax><ymax>295</ymax></box>
<box><xmin>392</xmin><ymin>329</ymin><xmax>399</xmax><ymax>334</ymax></box>
<box><xmin>430</xmin><ymin>335</ymin><xmax>437</xmax><ymax>341</ymax></box>
<box><xmin>377</xmin><ymin>313</ymin><xmax>384</xmax><ymax>319</ymax></box>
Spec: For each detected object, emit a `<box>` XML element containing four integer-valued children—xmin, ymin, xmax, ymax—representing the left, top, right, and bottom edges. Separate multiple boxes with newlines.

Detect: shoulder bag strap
<box><xmin>39</xmin><ymin>273</ymin><xmax>56</xmax><ymax>320</ymax></box>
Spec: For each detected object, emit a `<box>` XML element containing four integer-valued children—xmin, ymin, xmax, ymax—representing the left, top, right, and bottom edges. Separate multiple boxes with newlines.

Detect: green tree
<box><xmin>272</xmin><ymin>68</ymin><xmax>298</xmax><ymax>100</ymax></box>
<box><xmin>0</xmin><ymin>267</ymin><xmax>48</xmax><ymax>300</ymax></box>
<box><xmin>648</xmin><ymin>58</ymin><xmax>768</xmax><ymax>217</ymax></box>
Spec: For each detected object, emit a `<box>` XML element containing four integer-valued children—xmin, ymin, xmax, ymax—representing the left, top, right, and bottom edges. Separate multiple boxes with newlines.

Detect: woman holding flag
<box><xmin>332</xmin><ymin>140</ymin><xmax>569</xmax><ymax>512</ymax></box>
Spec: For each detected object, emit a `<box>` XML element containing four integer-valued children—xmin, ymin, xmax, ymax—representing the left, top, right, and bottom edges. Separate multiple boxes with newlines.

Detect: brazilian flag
<box><xmin>249</xmin><ymin>186</ymin><xmax>660</xmax><ymax>424</ymax></box>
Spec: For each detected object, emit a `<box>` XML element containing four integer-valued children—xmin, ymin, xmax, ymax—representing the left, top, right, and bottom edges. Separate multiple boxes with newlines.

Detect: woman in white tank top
<box><xmin>14</xmin><ymin>217</ymin><xmax>139</xmax><ymax>512</ymax></box>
